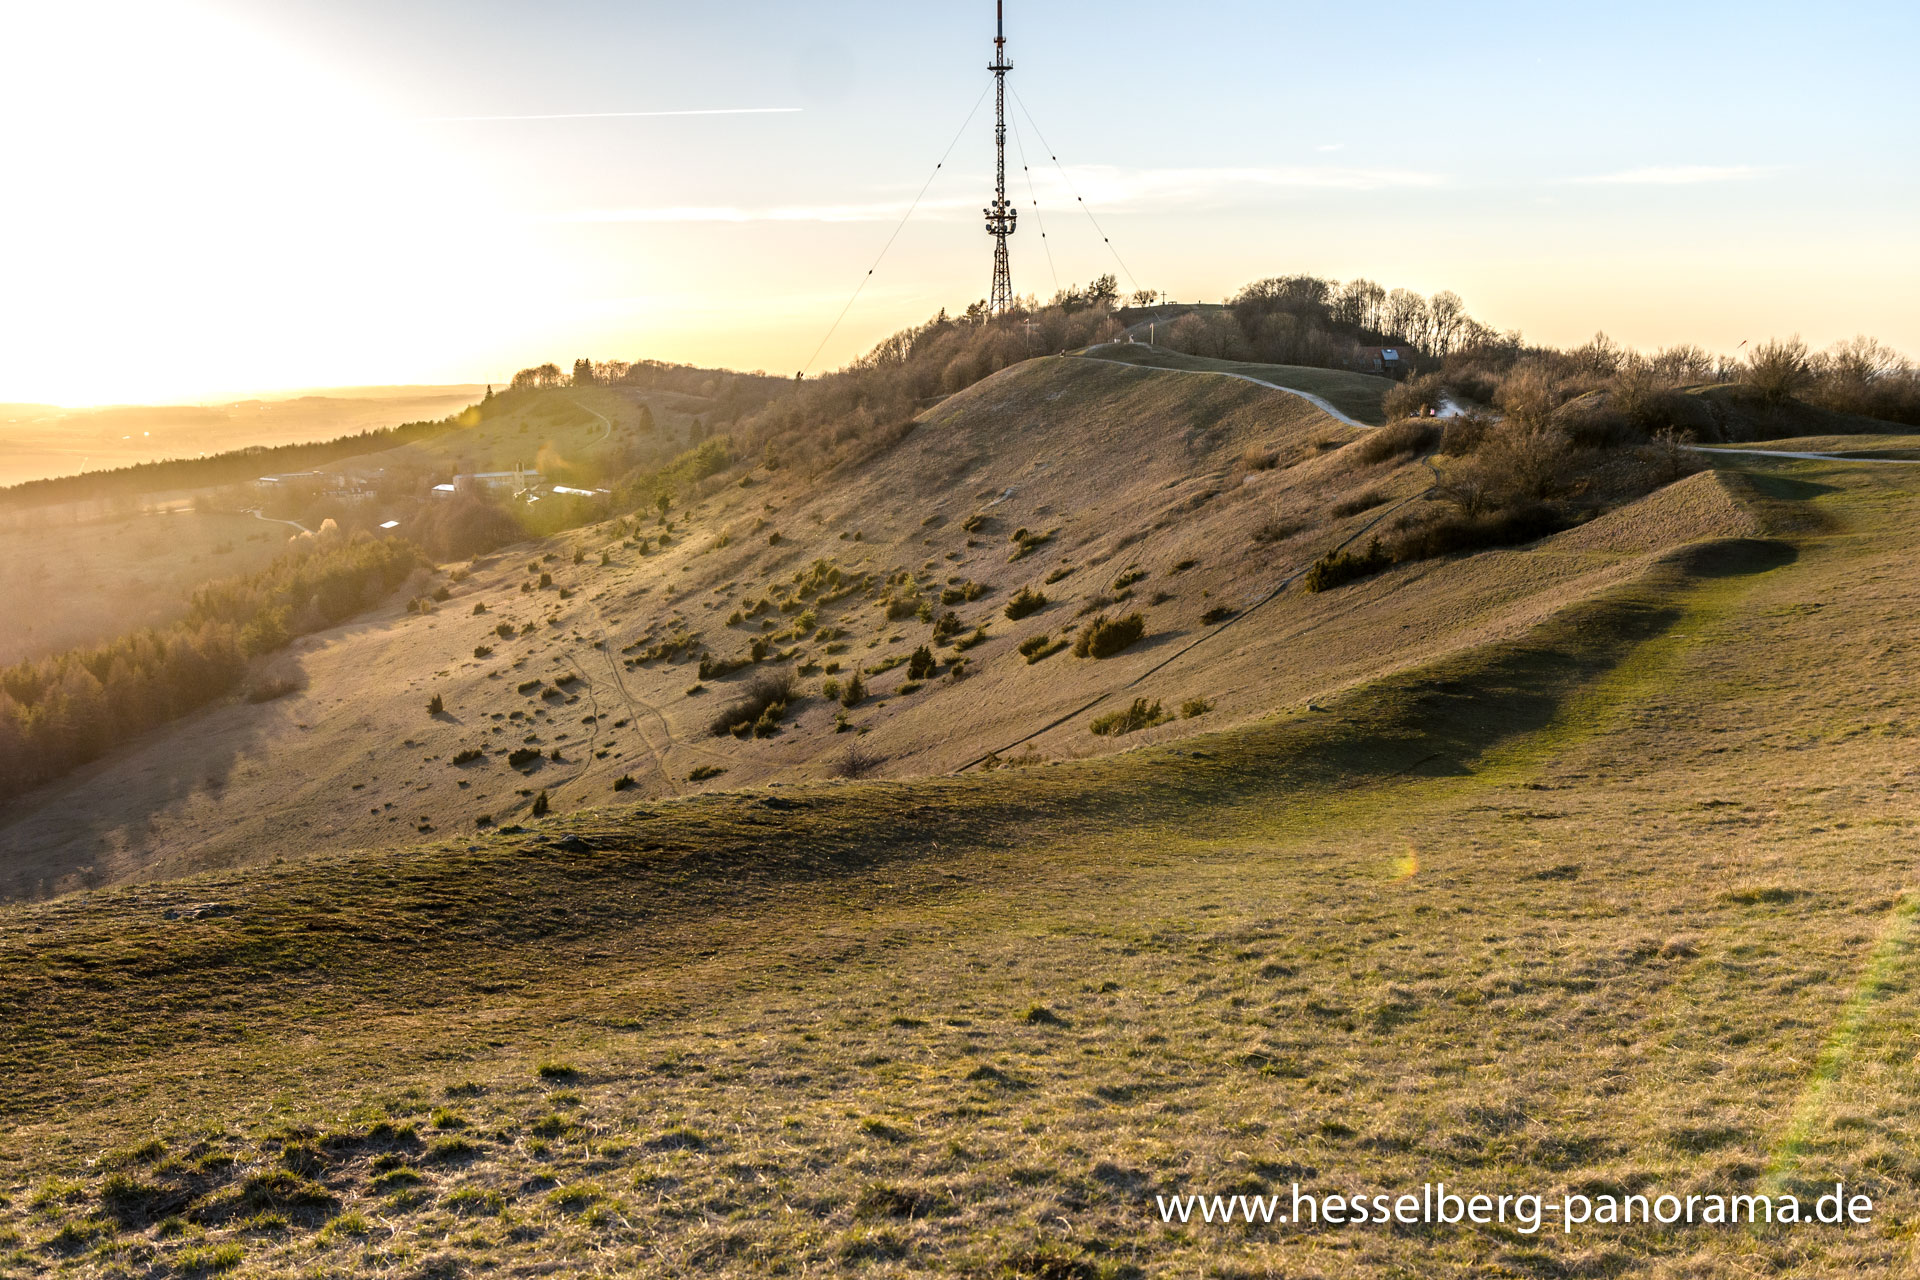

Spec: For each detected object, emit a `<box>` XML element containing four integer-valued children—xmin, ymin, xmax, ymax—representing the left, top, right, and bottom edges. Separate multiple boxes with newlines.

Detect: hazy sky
<box><xmin>4</xmin><ymin>0</ymin><xmax>1916</xmax><ymax>404</ymax></box>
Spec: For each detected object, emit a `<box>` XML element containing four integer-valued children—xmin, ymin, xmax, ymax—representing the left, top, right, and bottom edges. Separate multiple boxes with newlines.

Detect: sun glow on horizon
<box><xmin>0</xmin><ymin>1</ymin><xmax>556</xmax><ymax>406</ymax></box>
<box><xmin>3</xmin><ymin>1</ymin><xmax>1915</xmax><ymax>408</ymax></box>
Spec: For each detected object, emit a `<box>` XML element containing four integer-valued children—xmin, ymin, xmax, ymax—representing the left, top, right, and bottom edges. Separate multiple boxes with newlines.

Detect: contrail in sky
<box><xmin>420</xmin><ymin>107</ymin><xmax>802</xmax><ymax>122</ymax></box>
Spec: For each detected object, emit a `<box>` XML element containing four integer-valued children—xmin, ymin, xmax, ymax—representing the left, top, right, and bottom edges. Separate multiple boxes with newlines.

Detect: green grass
<box><xmin>1073</xmin><ymin>344</ymin><xmax>1394</xmax><ymax>425</ymax></box>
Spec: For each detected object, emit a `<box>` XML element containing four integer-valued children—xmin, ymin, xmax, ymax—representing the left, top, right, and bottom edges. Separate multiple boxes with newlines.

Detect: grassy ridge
<box><xmin>1070</xmin><ymin>345</ymin><xmax>1395</xmax><ymax>425</ymax></box>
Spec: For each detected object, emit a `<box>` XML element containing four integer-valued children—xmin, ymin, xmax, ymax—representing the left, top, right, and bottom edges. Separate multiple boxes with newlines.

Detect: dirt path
<box><xmin>570</xmin><ymin>399</ymin><xmax>614</xmax><ymax>446</ymax></box>
<box><xmin>1074</xmin><ymin>349</ymin><xmax>1373</xmax><ymax>429</ymax></box>
<box><xmin>245</xmin><ymin>508</ymin><xmax>309</xmax><ymax>534</ymax></box>
<box><xmin>1692</xmin><ymin>445</ymin><xmax>1920</xmax><ymax>463</ymax></box>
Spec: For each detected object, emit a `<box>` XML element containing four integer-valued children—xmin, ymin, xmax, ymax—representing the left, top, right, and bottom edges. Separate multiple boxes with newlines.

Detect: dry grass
<box><xmin>6</xmin><ymin>458</ymin><xmax>1920</xmax><ymax>1276</ymax></box>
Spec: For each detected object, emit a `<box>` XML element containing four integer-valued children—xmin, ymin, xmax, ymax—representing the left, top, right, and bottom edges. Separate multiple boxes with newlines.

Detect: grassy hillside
<box><xmin>4</xmin><ymin>447</ymin><xmax>1920</xmax><ymax>1277</ymax></box>
<box><xmin>0</xmin><ymin>354</ymin><xmax>1750</xmax><ymax>901</ymax></box>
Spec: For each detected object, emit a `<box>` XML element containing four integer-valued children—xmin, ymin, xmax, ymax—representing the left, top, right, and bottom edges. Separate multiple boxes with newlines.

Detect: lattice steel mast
<box><xmin>985</xmin><ymin>1</ymin><xmax>1016</xmax><ymax>316</ymax></box>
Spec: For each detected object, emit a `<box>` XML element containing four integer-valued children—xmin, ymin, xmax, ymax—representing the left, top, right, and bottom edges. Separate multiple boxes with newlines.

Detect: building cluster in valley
<box><xmin>252</xmin><ymin>463</ymin><xmax>609</xmax><ymax>507</ymax></box>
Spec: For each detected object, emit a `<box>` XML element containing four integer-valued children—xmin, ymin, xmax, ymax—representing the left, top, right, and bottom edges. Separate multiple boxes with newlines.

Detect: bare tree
<box><xmin>1427</xmin><ymin>291</ymin><xmax>1466</xmax><ymax>357</ymax></box>
<box><xmin>1746</xmin><ymin>336</ymin><xmax>1812</xmax><ymax>405</ymax></box>
<box><xmin>1336</xmin><ymin>278</ymin><xmax>1385</xmax><ymax>332</ymax></box>
<box><xmin>1385</xmin><ymin>288</ymin><xmax>1429</xmax><ymax>348</ymax></box>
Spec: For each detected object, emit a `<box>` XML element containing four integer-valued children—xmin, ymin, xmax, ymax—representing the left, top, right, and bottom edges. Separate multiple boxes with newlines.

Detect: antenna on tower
<box><xmin>985</xmin><ymin>1</ymin><xmax>1016</xmax><ymax>316</ymax></box>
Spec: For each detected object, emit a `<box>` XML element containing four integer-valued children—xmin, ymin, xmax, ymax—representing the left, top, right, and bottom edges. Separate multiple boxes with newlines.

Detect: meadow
<box><xmin>3</xmin><ymin>448</ymin><xmax>1918</xmax><ymax>1277</ymax></box>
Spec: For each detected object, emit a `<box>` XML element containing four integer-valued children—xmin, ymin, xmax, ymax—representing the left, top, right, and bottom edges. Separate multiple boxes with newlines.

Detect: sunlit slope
<box><xmin>0</xmin><ymin>358</ymin><xmax>1748</xmax><ymax>900</ymax></box>
<box><xmin>5</xmin><ymin>451</ymin><xmax>1920</xmax><ymax>1275</ymax></box>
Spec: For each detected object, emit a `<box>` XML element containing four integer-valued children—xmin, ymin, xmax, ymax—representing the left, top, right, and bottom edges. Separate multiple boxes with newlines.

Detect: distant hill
<box><xmin>0</xmin><ymin>386</ymin><xmax>487</xmax><ymax>492</ymax></box>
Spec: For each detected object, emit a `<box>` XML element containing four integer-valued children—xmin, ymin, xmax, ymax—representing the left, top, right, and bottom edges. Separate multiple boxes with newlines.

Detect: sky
<box><xmin>2</xmin><ymin>0</ymin><xmax>1915</xmax><ymax>405</ymax></box>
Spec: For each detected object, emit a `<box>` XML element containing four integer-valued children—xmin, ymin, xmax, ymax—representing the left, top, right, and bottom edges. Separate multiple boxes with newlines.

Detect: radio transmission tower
<box><xmin>985</xmin><ymin>2</ymin><xmax>1016</xmax><ymax>316</ymax></box>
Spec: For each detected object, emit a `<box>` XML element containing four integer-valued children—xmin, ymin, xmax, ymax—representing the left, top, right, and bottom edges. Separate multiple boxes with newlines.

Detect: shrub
<box><xmin>689</xmin><ymin>765</ymin><xmax>727</xmax><ymax>782</ymax></box>
<box><xmin>907</xmin><ymin>645</ymin><xmax>936</xmax><ymax>679</ymax></box>
<box><xmin>613</xmin><ymin>774</ymin><xmax>636</xmax><ymax>791</ymax></box>
<box><xmin>1494</xmin><ymin>359</ymin><xmax>1576</xmax><ymax>426</ymax></box>
<box><xmin>1245</xmin><ymin>517</ymin><xmax>1298</xmax><ymax>545</ymax></box>
<box><xmin>832</xmin><ymin>743</ymin><xmax>882</xmax><ymax>778</ymax></box>
<box><xmin>471</xmin><ymin>602</ymin><xmax>488</xmax><ymax>615</ymax></box>
<box><xmin>1004</xmin><ymin>587</ymin><xmax>1047</xmax><ymax>620</ymax></box>
<box><xmin>530</xmin><ymin>790</ymin><xmax>550</xmax><ymax>817</ymax></box>
<box><xmin>245</xmin><ymin>674</ymin><xmax>302</xmax><ymax>702</ymax></box>
<box><xmin>473</xmin><ymin>645</ymin><xmax>493</xmax><ymax>659</ymax></box>
<box><xmin>1332</xmin><ymin>489</ymin><xmax>1391</xmax><ymax>518</ymax></box>
<box><xmin>451</xmin><ymin>748</ymin><xmax>485</xmax><ymax>766</ymax></box>
<box><xmin>1383</xmin><ymin>371</ymin><xmax>1448</xmax><ymax>420</ymax></box>
<box><xmin>1352</xmin><ymin>418</ymin><xmax>1440</xmax><ymax>465</ymax></box>
<box><xmin>1017</xmin><ymin>633</ymin><xmax>1053</xmax><ymax>658</ymax></box>
<box><xmin>1008</xmin><ymin>527</ymin><xmax>1054</xmax><ymax>561</ymax></box>
<box><xmin>1073</xmin><ymin>612</ymin><xmax>1145</xmax><ymax>658</ymax></box>
<box><xmin>1385</xmin><ymin>502</ymin><xmax>1564</xmax><ymax>563</ymax></box>
<box><xmin>1023</xmin><ymin>636</ymin><xmax>1066</xmax><ymax>663</ymax></box>
<box><xmin>1302</xmin><ymin>539</ymin><xmax>1391</xmax><ymax>592</ymax></box>
<box><xmin>507</xmin><ymin>747</ymin><xmax>542</xmax><ymax>768</ymax></box>
<box><xmin>709</xmin><ymin>670</ymin><xmax>796</xmax><ymax>736</ymax></box>
<box><xmin>940</xmin><ymin>580</ymin><xmax>987</xmax><ymax>605</ymax></box>
<box><xmin>1746</xmin><ymin>336</ymin><xmax>1813</xmax><ymax>405</ymax></box>
<box><xmin>1438</xmin><ymin>412</ymin><xmax>1491</xmax><ymax>456</ymax></box>
<box><xmin>495</xmin><ymin>622</ymin><xmax>515</xmax><ymax>639</ymax></box>
<box><xmin>1090</xmin><ymin>698</ymin><xmax>1170</xmax><ymax>736</ymax></box>
<box><xmin>840</xmin><ymin>672</ymin><xmax>868</xmax><ymax>707</ymax></box>
<box><xmin>1181</xmin><ymin>697</ymin><xmax>1213</xmax><ymax>718</ymax></box>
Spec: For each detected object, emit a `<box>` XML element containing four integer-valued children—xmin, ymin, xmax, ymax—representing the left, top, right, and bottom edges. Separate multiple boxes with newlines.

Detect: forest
<box><xmin>0</xmin><ymin>533</ymin><xmax>422</xmax><ymax>801</ymax></box>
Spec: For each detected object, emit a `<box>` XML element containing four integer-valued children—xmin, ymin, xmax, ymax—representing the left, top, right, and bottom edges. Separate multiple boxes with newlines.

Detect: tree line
<box><xmin>0</xmin><ymin>414</ymin><xmax>471</xmax><ymax>513</ymax></box>
<box><xmin>0</xmin><ymin>532</ymin><xmax>422</xmax><ymax>802</ymax></box>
